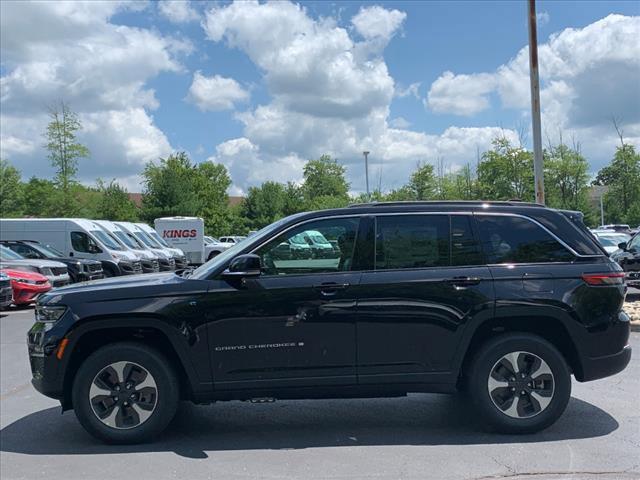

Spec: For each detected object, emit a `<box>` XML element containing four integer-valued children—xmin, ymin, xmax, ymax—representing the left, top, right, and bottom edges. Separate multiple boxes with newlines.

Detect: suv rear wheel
<box><xmin>466</xmin><ymin>333</ymin><xmax>571</xmax><ymax>434</ymax></box>
<box><xmin>71</xmin><ymin>342</ymin><xmax>179</xmax><ymax>444</ymax></box>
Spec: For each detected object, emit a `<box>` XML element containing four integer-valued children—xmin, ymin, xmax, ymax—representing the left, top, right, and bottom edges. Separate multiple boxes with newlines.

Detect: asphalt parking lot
<box><xmin>1</xmin><ymin>307</ymin><xmax>638</xmax><ymax>480</ymax></box>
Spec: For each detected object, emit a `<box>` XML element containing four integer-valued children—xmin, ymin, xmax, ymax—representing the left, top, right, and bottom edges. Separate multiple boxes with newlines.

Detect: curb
<box><xmin>631</xmin><ymin>322</ymin><xmax>640</xmax><ymax>333</ymax></box>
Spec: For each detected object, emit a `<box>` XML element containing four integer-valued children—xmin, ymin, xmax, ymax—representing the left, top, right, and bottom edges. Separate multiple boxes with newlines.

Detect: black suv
<box><xmin>1</xmin><ymin>240</ymin><xmax>105</xmax><ymax>283</ymax></box>
<box><xmin>611</xmin><ymin>232</ymin><xmax>640</xmax><ymax>287</ymax></box>
<box><xmin>28</xmin><ymin>202</ymin><xmax>631</xmax><ymax>444</ymax></box>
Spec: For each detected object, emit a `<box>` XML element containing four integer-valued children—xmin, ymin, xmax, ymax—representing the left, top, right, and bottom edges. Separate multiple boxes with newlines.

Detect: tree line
<box><xmin>1</xmin><ymin>103</ymin><xmax>639</xmax><ymax>234</ymax></box>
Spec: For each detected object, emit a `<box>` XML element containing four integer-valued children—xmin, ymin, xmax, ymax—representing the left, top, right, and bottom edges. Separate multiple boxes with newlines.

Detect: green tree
<box><xmin>477</xmin><ymin>137</ymin><xmax>534</xmax><ymax>201</ymax></box>
<box><xmin>95</xmin><ymin>180</ymin><xmax>139</xmax><ymax>221</ymax></box>
<box><xmin>44</xmin><ymin>101</ymin><xmax>90</xmax><ymax>213</ymax></box>
<box><xmin>594</xmin><ymin>144</ymin><xmax>640</xmax><ymax>222</ymax></box>
<box><xmin>242</xmin><ymin>181</ymin><xmax>287</xmax><ymax>229</ymax></box>
<box><xmin>302</xmin><ymin>155</ymin><xmax>349</xmax><ymax>202</ymax></box>
<box><xmin>544</xmin><ymin>141</ymin><xmax>589</xmax><ymax>210</ymax></box>
<box><xmin>195</xmin><ymin>161</ymin><xmax>232</xmax><ymax>235</ymax></box>
<box><xmin>0</xmin><ymin>159</ymin><xmax>24</xmax><ymax>217</ymax></box>
<box><xmin>408</xmin><ymin>162</ymin><xmax>437</xmax><ymax>200</ymax></box>
<box><xmin>22</xmin><ymin>177</ymin><xmax>63</xmax><ymax>217</ymax></box>
<box><xmin>282</xmin><ymin>182</ymin><xmax>305</xmax><ymax>216</ymax></box>
<box><xmin>141</xmin><ymin>152</ymin><xmax>201</xmax><ymax>221</ymax></box>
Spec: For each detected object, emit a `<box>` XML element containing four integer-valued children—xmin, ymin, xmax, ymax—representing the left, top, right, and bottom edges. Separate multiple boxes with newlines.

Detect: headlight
<box><xmin>35</xmin><ymin>305</ymin><xmax>67</xmax><ymax>326</ymax></box>
<box><xmin>40</xmin><ymin>267</ymin><xmax>52</xmax><ymax>276</ymax></box>
<box><xmin>14</xmin><ymin>278</ymin><xmax>38</xmax><ymax>284</ymax></box>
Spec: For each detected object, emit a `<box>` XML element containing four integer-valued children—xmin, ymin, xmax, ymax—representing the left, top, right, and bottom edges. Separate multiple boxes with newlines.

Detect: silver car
<box><xmin>0</xmin><ymin>245</ymin><xmax>70</xmax><ymax>287</ymax></box>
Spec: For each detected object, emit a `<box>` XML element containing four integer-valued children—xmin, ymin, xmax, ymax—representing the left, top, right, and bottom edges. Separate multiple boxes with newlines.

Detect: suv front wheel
<box><xmin>71</xmin><ymin>342</ymin><xmax>179</xmax><ymax>444</ymax></box>
<box><xmin>467</xmin><ymin>333</ymin><xmax>571</xmax><ymax>434</ymax></box>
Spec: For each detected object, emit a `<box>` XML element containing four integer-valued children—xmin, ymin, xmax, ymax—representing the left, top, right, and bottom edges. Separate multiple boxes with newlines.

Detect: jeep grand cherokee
<box><xmin>28</xmin><ymin>201</ymin><xmax>631</xmax><ymax>444</ymax></box>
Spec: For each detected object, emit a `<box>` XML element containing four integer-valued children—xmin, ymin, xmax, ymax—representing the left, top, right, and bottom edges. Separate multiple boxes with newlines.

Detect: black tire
<box><xmin>207</xmin><ymin>251</ymin><xmax>220</xmax><ymax>261</ymax></box>
<box><xmin>72</xmin><ymin>342</ymin><xmax>179</xmax><ymax>444</ymax></box>
<box><xmin>466</xmin><ymin>333</ymin><xmax>571</xmax><ymax>434</ymax></box>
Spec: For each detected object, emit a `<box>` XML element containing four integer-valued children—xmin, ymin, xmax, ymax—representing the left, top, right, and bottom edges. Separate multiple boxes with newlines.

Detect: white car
<box><xmin>0</xmin><ymin>245</ymin><xmax>70</xmax><ymax>287</ymax></box>
<box><xmin>592</xmin><ymin>231</ymin><xmax>631</xmax><ymax>255</ymax></box>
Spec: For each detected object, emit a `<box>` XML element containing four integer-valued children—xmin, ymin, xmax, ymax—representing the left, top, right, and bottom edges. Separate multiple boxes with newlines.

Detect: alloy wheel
<box><xmin>89</xmin><ymin>361</ymin><xmax>158</xmax><ymax>429</ymax></box>
<box><xmin>487</xmin><ymin>351</ymin><xmax>554</xmax><ymax>419</ymax></box>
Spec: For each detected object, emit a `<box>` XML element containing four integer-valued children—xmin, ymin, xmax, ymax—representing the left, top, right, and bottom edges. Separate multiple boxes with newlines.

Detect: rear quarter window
<box><xmin>476</xmin><ymin>215</ymin><xmax>575</xmax><ymax>264</ymax></box>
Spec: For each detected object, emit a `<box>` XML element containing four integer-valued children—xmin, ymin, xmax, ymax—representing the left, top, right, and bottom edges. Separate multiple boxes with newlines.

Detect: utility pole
<box><xmin>363</xmin><ymin>151</ymin><xmax>370</xmax><ymax>201</ymax></box>
<box><xmin>528</xmin><ymin>0</ymin><xmax>545</xmax><ymax>205</ymax></box>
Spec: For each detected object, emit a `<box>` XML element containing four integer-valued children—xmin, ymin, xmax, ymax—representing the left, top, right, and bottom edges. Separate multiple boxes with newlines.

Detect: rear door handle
<box><xmin>313</xmin><ymin>282</ymin><xmax>350</xmax><ymax>296</ymax></box>
<box><xmin>447</xmin><ymin>276</ymin><xmax>481</xmax><ymax>286</ymax></box>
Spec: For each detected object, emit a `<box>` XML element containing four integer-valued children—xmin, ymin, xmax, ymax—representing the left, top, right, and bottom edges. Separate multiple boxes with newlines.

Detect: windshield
<box><xmin>191</xmin><ymin>212</ymin><xmax>306</xmax><ymax>280</ymax></box>
<box><xmin>113</xmin><ymin>230</ymin><xmax>139</xmax><ymax>249</ymax></box>
<box><xmin>0</xmin><ymin>245</ymin><xmax>24</xmax><ymax>260</ymax></box>
<box><xmin>597</xmin><ymin>237</ymin><xmax>617</xmax><ymax>247</ymax></box>
<box><xmin>133</xmin><ymin>230</ymin><xmax>160</xmax><ymax>249</ymax></box>
<box><xmin>148</xmin><ymin>230</ymin><xmax>170</xmax><ymax>248</ymax></box>
<box><xmin>91</xmin><ymin>230</ymin><xmax>124</xmax><ymax>250</ymax></box>
<box><xmin>32</xmin><ymin>243</ymin><xmax>64</xmax><ymax>257</ymax></box>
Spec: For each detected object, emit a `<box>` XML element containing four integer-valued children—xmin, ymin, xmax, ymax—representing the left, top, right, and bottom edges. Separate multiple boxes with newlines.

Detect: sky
<box><xmin>1</xmin><ymin>0</ymin><xmax>639</xmax><ymax>195</ymax></box>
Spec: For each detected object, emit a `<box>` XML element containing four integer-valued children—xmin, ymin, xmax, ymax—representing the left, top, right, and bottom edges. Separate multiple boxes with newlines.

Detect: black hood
<box><xmin>37</xmin><ymin>272</ymin><xmax>209</xmax><ymax>306</ymax></box>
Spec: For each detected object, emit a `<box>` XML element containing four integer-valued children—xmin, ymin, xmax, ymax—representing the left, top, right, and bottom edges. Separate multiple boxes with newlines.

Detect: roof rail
<box><xmin>347</xmin><ymin>200</ymin><xmax>543</xmax><ymax>208</ymax></box>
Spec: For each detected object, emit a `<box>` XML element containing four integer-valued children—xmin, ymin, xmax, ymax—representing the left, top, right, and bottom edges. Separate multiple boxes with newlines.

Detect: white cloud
<box><xmin>158</xmin><ymin>1</ymin><xmax>199</xmax><ymax>23</ymax></box>
<box><xmin>390</xmin><ymin>117</ymin><xmax>411</xmax><ymax>128</ymax></box>
<box><xmin>201</xmin><ymin>1</ymin><xmax>521</xmax><ymax>193</ymax></box>
<box><xmin>0</xmin><ymin>0</ymin><xmax>184</xmax><ymax>183</ymax></box>
<box><xmin>425</xmin><ymin>14</ymin><xmax>640</xmax><ymax>171</ymax></box>
<box><xmin>537</xmin><ymin>11</ymin><xmax>550</xmax><ymax>27</ymax></box>
<box><xmin>186</xmin><ymin>71</ymin><xmax>249</xmax><ymax>111</ymax></box>
<box><xmin>427</xmin><ymin>71</ymin><xmax>497</xmax><ymax>116</ymax></box>
<box><xmin>351</xmin><ymin>6</ymin><xmax>406</xmax><ymax>42</ymax></box>
<box><xmin>395</xmin><ymin>82</ymin><xmax>421</xmax><ymax>99</ymax></box>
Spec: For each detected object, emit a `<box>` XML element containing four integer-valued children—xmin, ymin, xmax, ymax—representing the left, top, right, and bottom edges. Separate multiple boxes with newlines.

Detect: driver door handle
<box><xmin>313</xmin><ymin>282</ymin><xmax>350</xmax><ymax>296</ymax></box>
<box><xmin>447</xmin><ymin>276</ymin><xmax>481</xmax><ymax>286</ymax></box>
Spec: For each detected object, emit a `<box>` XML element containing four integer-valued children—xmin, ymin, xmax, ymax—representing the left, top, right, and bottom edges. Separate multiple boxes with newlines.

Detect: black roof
<box><xmin>348</xmin><ymin>200</ymin><xmax>542</xmax><ymax>208</ymax></box>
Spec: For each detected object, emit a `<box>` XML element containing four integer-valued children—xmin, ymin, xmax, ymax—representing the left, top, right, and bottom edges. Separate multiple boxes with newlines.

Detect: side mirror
<box><xmin>618</xmin><ymin>242</ymin><xmax>628</xmax><ymax>251</ymax></box>
<box><xmin>89</xmin><ymin>245</ymin><xmax>102</xmax><ymax>254</ymax></box>
<box><xmin>223</xmin><ymin>254</ymin><xmax>262</xmax><ymax>278</ymax></box>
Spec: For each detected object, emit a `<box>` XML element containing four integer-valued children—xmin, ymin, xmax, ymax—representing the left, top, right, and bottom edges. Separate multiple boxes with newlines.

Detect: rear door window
<box><xmin>451</xmin><ymin>215</ymin><xmax>484</xmax><ymax>266</ymax></box>
<box><xmin>476</xmin><ymin>215</ymin><xmax>574</xmax><ymax>264</ymax></box>
<box><xmin>375</xmin><ymin>215</ymin><xmax>450</xmax><ymax>270</ymax></box>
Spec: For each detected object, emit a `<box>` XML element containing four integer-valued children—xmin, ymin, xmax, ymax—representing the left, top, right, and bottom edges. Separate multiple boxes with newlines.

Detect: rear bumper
<box><xmin>579</xmin><ymin>344</ymin><xmax>632</xmax><ymax>382</ymax></box>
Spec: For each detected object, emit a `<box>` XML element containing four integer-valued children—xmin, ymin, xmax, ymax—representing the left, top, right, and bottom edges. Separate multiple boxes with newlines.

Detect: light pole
<box><xmin>528</xmin><ymin>0</ymin><xmax>545</xmax><ymax>205</ymax></box>
<box><xmin>363</xmin><ymin>151</ymin><xmax>370</xmax><ymax>201</ymax></box>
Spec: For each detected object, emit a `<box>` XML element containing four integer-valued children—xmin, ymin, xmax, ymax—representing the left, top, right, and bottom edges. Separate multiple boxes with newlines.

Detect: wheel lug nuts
<box><xmin>521</xmin><ymin>390</ymin><xmax>525</xmax><ymax>395</ymax></box>
<box><xmin>511</xmin><ymin>387</ymin><xmax>515</xmax><ymax>392</ymax></box>
<box><xmin>114</xmin><ymin>396</ymin><xmax>119</xmax><ymax>401</ymax></box>
<box><xmin>130</xmin><ymin>393</ymin><xmax>135</xmax><ymax>399</ymax></box>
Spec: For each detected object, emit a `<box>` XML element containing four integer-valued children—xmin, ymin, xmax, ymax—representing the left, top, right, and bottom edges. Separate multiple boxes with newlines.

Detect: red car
<box><xmin>1</xmin><ymin>269</ymin><xmax>51</xmax><ymax>306</ymax></box>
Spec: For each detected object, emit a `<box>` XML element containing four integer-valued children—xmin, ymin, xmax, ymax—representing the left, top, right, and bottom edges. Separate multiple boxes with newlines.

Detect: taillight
<box><xmin>581</xmin><ymin>272</ymin><xmax>625</xmax><ymax>286</ymax></box>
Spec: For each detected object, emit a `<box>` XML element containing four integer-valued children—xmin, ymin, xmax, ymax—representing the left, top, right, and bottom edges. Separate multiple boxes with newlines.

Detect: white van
<box><xmin>93</xmin><ymin>220</ymin><xmax>160</xmax><ymax>273</ymax></box>
<box><xmin>115</xmin><ymin>222</ymin><xmax>175</xmax><ymax>271</ymax></box>
<box><xmin>0</xmin><ymin>218</ymin><xmax>142</xmax><ymax>277</ymax></box>
<box><xmin>154</xmin><ymin>217</ymin><xmax>227</xmax><ymax>264</ymax></box>
<box><xmin>135</xmin><ymin>223</ymin><xmax>187</xmax><ymax>269</ymax></box>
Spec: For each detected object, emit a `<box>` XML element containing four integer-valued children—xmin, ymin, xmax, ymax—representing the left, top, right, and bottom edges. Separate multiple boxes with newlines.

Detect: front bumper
<box><xmin>626</xmin><ymin>271</ymin><xmax>640</xmax><ymax>287</ymax></box>
<box><xmin>12</xmin><ymin>282</ymin><xmax>51</xmax><ymax>305</ymax></box>
<box><xmin>141</xmin><ymin>258</ymin><xmax>160</xmax><ymax>273</ymax></box>
<box><xmin>0</xmin><ymin>285</ymin><xmax>12</xmax><ymax>307</ymax></box>
<box><xmin>158</xmin><ymin>258</ymin><xmax>176</xmax><ymax>271</ymax></box>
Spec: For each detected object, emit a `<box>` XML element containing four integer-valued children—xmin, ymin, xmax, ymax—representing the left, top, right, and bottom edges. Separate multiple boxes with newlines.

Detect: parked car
<box><xmin>0</xmin><ymin>245</ymin><xmax>70</xmax><ymax>287</ymax></box>
<box><xmin>3</xmin><ymin>269</ymin><xmax>51</xmax><ymax>305</ymax></box>
<box><xmin>116</xmin><ymin>222</ymin><xmax>175</xmax><ymax>271</ymax></box>
<box><xmin>93</xmin><ymin>221</ymin><xmax>160</xmax><ymax>274</ymax></box>
<box><xmin>598</xmin><ymin>224</ymin><xmax>633</xmax><ymax>234</ymax></box>
<box><xmin>591</xmin><ymin>231</ymin><xmax>632</xmax><ymax>255</ymax></box>
<box><xmin>219</xmin><ymin>236</ymin><xmax>247</xmax><ymax>245</ymax></box>
<box><xmin>0</xmin><ymin>272</ymin><xmax>12</xmax><ymax>309</ymax></box>
<box><xmin>1</xmin><ymin>240</ymin><xmax>104</xmax><ymax>283</ymax></box>
<box><xmin>136</xmin><ymin>223</ymin><xmax>187</xmax><ymax>269</ymax></box>
<box><xmin>28</xmin><ymin>201</ymin><xmax>630</xmax><ymax>444</ymax></box>
<box><xmin>611</xmin><ymin>231</ymin><xmax>640</xmax><ymax>287</ymax></box>
<box><xmin>0</xmin><ymin>218</ymin><xmax>142</xmax><ymax>277</ymax></box>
